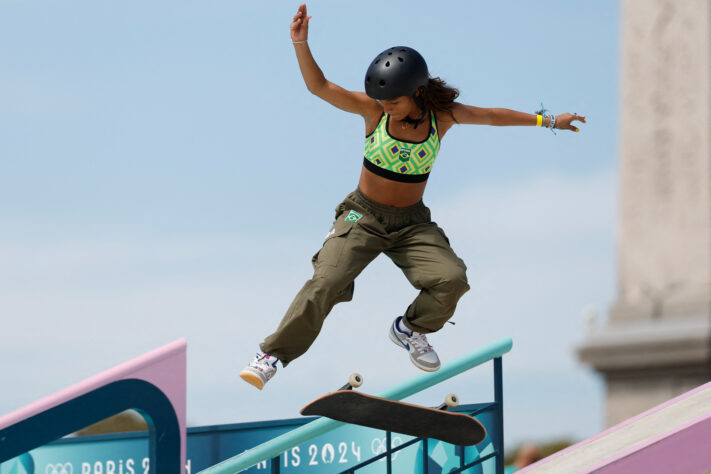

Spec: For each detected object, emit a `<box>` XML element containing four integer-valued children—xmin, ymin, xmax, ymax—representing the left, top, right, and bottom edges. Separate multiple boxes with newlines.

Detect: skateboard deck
<box><xmin>301</xmin><ymin>390</ymin><xmax>487</xmax><ymax>446</ymax></box>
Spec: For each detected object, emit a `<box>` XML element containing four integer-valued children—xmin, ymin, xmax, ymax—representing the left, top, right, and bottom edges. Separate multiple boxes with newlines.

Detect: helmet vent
<box><xmin>385</xmin><ymin>61</ymin><xmax>390</xmax><ymax>67</ymax></box>
<box><xmin>375</xmin><ymin>59</ymin><xmax>380</xmax><ymax>64</ymax></box>
<box><xmin>398</xmin><ymin>57</ymin><xmax>404</xmax><ymax>62</ymax></box>
<box><xmin>379</xmin><ymin>80</ymin><xmax>386</xmax><ymax>86</ymax></box>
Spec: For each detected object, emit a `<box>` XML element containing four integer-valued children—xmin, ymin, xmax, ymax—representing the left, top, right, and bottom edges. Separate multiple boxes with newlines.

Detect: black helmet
<box><xmin>364</xmin><ymin>46</ymin><xmax>429</xmax><ymax>100</ymax></box>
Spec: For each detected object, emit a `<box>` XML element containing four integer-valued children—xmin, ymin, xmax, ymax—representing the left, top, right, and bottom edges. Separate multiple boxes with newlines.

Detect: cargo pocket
<box><xmin>312</xmin><ymin>217</ymin><xmax>355</xmax><ymax>268</ymax></box>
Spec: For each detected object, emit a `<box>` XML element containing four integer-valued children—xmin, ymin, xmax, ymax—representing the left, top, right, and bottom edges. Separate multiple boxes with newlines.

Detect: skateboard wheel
<box><xmin>349</xmin><ymin>373</ymin><xmax>363</xmax><ymax>388</ymax></box>
<box><xmin>445</xmin><ymin>393</ymin><xmax>459</xmax><ymax>408</ymax></box>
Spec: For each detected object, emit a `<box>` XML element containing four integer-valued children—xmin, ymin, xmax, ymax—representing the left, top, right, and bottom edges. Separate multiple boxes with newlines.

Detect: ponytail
<box><xmin>405</xmin><ymin>77</ymin><xmax>460</xmax><ymax>128</ymax></box>
<box><xmin>423</xmin><ymin>77</ymin><xmax>459</xmax><ymax>121</ymax></box>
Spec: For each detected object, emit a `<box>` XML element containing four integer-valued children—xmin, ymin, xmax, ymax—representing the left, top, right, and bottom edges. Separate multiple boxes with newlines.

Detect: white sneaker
<box><xmin>240</xmin><ymin>352</ymin><xmax>278</xmax><ymax>390</ymax></box>
<box><xmin>389</xmin><ymin>316</ymin><xmax>441</xmax><ymax>372</ymax></box>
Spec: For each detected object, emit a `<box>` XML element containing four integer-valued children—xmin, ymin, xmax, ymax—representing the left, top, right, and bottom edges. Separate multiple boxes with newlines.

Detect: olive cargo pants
<box><xmin>260</xmin><ymin>189</ymin><xmax>469</xmax><ymax>366</ymax></box>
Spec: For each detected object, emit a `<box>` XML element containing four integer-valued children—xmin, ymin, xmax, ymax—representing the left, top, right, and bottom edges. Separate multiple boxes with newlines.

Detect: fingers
<box><xmin>567</xmin><ymin>113</ymin><xmax>586</xmax><ymax>132</ymax></box>
<box><xmin>294</xmin><ymin>4</ymin><xmax>306</xmax><ymax>20</ymax></box>
<box><xmin>292</xmin><ymin>6</ymin><xmax>311</xmax><ymax>26</ymax></box>
<box><xmin>291</xmin><ymin>4</ymin><xmax>310</xmax><ymax>40</ymax></box>
<box><xmin>290</xmin><ymin>18</ymin><xmax>310</xmax><ymax>35</ymax></box>
<box><xmin>292</xmin><ymin>4</ymin><xmax>305</xmax><ymax>22</ymax></box>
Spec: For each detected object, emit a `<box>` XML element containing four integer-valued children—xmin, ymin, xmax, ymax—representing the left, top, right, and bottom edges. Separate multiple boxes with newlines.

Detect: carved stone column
<box><xmin>578</xmin><ymin>0</ymin><xmax>711</xmax><ymax>427</ymax></box>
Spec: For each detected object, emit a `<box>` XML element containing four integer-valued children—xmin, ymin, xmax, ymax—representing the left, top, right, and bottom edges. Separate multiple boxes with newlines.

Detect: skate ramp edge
<box><xmin>0</xmin><ymin>339</ymin><xmax>187</xmax><ymax>472</ymax></box>
<box><xmin>520</xmin><ymin>381</ymin><xmax>711</xmax><ymax>473</ymax></box>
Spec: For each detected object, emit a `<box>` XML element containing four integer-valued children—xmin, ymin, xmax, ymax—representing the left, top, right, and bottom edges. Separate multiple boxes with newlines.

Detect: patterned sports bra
<box><xmin>363</xmin><ymin>112</ymin><xmax>440</xmax><ymax>183</ymax></box>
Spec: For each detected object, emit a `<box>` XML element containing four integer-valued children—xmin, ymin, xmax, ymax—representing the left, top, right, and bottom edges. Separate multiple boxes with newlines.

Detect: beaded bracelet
<box><xmin>292</xmin><ymin>40</ymin><xmax>308</xmax><ymax>44</ymax></box>
<box><xmin>548</xmin><ymin>114</ymin><xmax>557</xmax><ymax>130</ymax></box>
<box><xmin>535</xmin><ymin>103</ymin><xmax>557</xmax><ymax>135</ymax></box>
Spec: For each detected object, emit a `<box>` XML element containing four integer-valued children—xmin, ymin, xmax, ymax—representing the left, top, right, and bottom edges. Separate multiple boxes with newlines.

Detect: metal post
<box><xmin>422</xmin><ymin>438</ymin><xmax>429</xmax><ymax>474</ymax></box>
<box><xmin>386</xmin><ymin>430</ymin><xmax>392</xmax><ymax>474</ymax></box>
<box><xmin>271</xmin><ymin>455</ymin><xmax>280</xmax><ymax>474</ymax></box>
<box><xmin>494</xmin><ymin>357</ymin><xmax>504</xmax><ymax>474</ymax></box>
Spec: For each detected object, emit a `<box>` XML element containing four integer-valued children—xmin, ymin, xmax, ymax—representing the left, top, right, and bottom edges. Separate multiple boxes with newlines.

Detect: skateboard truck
<box><xmin>338</xmin><ymin>373</ymin><xmax>363</xmax><ymax>391</ymax></box>
<box><xmin>336</xmin><ymin>374</ymin><xmax>457</xmax><ymax>410</ymax></box>
<box><xmin>437</xmin><ymin>393</ymin><xmax>459</xmax><ymax>411</ymax></box>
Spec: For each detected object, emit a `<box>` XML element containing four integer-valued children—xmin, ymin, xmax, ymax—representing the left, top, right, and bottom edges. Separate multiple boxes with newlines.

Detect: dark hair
<box><xmin>422</xmin><ymin>77</ymin><xmax>459</xmax><ymax>121</ymax></box>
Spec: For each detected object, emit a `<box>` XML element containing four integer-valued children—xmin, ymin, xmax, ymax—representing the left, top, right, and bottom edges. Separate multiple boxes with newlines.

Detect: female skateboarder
<box><xmin>240</xmin><ymin>4</ymin><xmax>585</xmax><ymax>390</ymax></box>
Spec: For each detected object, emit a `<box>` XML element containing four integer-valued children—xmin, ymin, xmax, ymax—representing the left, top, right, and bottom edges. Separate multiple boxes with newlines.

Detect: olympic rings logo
<box><xmin>371</xmin><ymin>436</ymin><xmax>403</xmax><ymax>461</ymax></box>
<box><xmin>45</xmin><ymin>463</ymin><xmax>73</xmax><ymax>474</ymax></box>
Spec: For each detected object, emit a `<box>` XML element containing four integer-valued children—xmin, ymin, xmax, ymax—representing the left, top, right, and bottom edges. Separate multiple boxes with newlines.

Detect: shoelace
<box><xmin>253</xmin><ymin>353</ymin><xmax>276</xmax><ymax>370</ymax></box>
<box><xmin>408</xmin><ymin>333</ymin><xmax>433</xmax><ymax>353</ymax></box>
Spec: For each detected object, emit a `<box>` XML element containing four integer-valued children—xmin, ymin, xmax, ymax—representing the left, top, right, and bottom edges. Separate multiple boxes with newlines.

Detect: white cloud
<box><xmin>430</xmin><ymin>169</ymin><xmax>616</xmax><ymax>245</ymax></box>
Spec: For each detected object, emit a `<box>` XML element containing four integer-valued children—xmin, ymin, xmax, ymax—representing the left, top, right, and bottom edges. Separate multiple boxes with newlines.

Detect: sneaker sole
<box><xmin>240</xmin><ymin>370</ymin><xmax>265</xmax><ymax>390</ymax></box>
<box><xmin>389</xmin><ymin>327</ymin><xmax>440</xmax><ymax>372</ymax></box>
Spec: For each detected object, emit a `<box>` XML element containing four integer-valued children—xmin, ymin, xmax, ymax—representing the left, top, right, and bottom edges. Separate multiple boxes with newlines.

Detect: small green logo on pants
<box><xmin>345</xmin><ymin>210</ymin><xmax>362</xmax><ymax>222</ymax></box>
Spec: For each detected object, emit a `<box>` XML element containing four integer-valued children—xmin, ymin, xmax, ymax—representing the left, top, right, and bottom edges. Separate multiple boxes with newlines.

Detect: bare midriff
<box><xmin>358</xmin><ymin>166</ymin><xmax>428</xmax><ymax>207</ymax></box>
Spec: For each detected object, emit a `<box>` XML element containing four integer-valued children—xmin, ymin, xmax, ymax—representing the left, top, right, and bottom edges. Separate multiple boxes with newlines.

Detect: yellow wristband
<box><xmin>536</xmin><ymin>114</ymin><xmax>543</xmax><ymax>127</ymax></box>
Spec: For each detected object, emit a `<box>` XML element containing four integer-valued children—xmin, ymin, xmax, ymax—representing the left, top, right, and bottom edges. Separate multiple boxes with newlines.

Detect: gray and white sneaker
<box><xmin>389</xmin><ymin>316</ymin><xmax>441</xmax><ymax>372</ymax></box>
<box><xmin>240</xmin><ymin>352</ymin><xmax>278</xmax><ymax>390</ymax></box>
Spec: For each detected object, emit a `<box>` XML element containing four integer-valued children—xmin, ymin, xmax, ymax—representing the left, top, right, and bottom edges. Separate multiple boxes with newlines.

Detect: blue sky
<box><xmin>0</xmin><ymin>0</ymin><xmax>618</xmax><ymax>448</ymax></box>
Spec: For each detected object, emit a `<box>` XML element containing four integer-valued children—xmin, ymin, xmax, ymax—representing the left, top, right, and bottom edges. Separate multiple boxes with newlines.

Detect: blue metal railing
<box><xmin>201</xmin><ymin>337</ymin><xmax>512</xmax><ymax>474</ymax></box>
<box><xmin>267</xmin><ymin>357</ymin><xmax>505</xmax><ymax>474</ymax></box>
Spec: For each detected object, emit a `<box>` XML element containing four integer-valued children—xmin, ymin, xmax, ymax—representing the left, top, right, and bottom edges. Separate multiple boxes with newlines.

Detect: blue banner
<box><xmin>1</xmin><ymin>404</ymin><xmax>497</xmax><ymax>474</ymax></box>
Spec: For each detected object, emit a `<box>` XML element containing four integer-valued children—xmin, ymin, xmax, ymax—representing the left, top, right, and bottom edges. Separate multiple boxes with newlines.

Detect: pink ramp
<box><xmin>0</xmin><ymin>339</ymin><xmax>187</xmax><ymax>473</ymax></box>
<box><xmin>521</xmin><ymin>380</ymin><xmax>711</xmax><ymax>473</ymax></box>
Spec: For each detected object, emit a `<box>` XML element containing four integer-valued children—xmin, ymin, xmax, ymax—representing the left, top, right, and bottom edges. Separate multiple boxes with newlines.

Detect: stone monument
<box><xmin>578</xmin><ymin>0</ymin><xmax>711</xmax><ymax>426</ymax></box>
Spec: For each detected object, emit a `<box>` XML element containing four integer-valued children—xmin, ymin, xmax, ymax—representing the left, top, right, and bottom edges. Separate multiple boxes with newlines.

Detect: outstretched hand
<box><xmin>291</xmin><ymin>4</ymin><xmax>311</xmax><ymax>42</ymax></box>
<box><xmin>555</xmin><ymin>113</ymin><xmax>586</xmax><ymax>132</ymax></box>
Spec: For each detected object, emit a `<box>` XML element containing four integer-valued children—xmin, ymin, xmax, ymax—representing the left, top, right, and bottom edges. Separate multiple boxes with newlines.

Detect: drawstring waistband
<box><xmin>344</xmin><ymin>188</ymin><xmax>431</xmax><ymax>232</ymax></box>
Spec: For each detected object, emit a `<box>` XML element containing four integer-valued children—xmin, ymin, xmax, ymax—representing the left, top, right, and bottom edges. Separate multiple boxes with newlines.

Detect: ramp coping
<box><xmin>521</xmin><ymin>380</ymin><xmax>711</xmax><ymax>473</ymax></box>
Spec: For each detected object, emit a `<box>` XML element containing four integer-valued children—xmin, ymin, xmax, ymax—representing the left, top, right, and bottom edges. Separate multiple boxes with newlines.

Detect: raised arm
<box><xmin>441</xmin><ymin>102</ymin><xmax>585</xmax><ymax>133</ymax></box>
<box><xmin>290</xmin><ymin>4</ymin><xmax>379</xmax><ymax>119</ymax></box>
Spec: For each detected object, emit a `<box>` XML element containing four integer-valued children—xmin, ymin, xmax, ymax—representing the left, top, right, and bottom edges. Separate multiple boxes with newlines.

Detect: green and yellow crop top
<box><xmin>363</xmin><ymin>111</ymin><xmax>440</xmax><ymax>183</ymax></box>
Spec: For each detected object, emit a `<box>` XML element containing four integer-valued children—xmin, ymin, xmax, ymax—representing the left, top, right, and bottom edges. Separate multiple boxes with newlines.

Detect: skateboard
<box><xmin>300</xmin><ymin>374</ymin><xmax>486</xmax><ymax>446</ymax></box>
